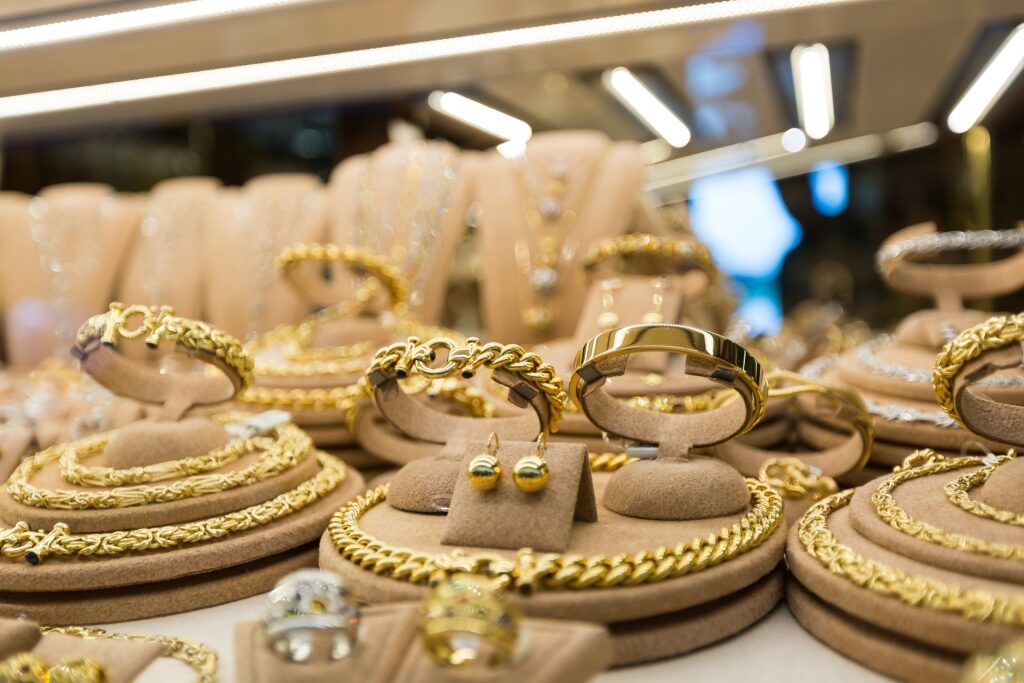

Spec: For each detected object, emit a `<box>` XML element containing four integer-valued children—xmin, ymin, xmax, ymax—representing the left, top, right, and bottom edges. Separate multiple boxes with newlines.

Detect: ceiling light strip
<box><xmin>0</xmin><ymin>0</ymin><xmax>314</xmax><ymax>53</ymax></box>
<box><xmin>946</xmin><ymin>23</ymin><xmax>1024</xmax><ymax>134</ymax></box>
<box><xmin>427</xmin><ymin>91</ymin><xmax>532</xmax><ymax>141</ymax></box>
<box><xmin>0</xmin><ymin>0</ymin><xmax>856</xmax><ymax>120</ymax></box>
<box><xmin>791</xmin><ymin>43</ymin><xmax>835</xmax><ymax>140</ymax></box>
<box><xmin>602</xmin><ymin>67</ymin><xmax>691</xmax><ymax>147</ymax></box>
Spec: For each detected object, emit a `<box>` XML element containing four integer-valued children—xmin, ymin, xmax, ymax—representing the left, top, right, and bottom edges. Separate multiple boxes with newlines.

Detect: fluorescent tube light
<box><xmin>602</xmin><ymin>67</ymin><xmax>691</xmax><ymax>147</ymax></box>
<box><xmin>780</xmin><ymin>127</ymin><xmax>808</xmax><ymax>152</ymax></box>
<box><xmin>791</xmin><ymin>43</ymin><xmax>834</xmax><ymax>140</ymax></box>
<box><xmin>0</xmin><ymin>0</ymin><xmax>312</xmax><ymax>53</ymax></box>
<box><xmin>947</xmin><ymin>24</ymin><xmax>1024</xmax><ymax>134</ymax></box>
<box><xmin>0</xmin><ymin>0</ymin><xmax>856</xmax><ymax>121</ymax></box>
<box><xmin>428</xmin><ymin>91</ymin><xmax>532</xmax><ymax>143</ymax></box>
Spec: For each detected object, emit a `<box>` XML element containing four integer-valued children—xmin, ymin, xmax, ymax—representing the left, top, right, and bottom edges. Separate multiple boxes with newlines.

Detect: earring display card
<box><xmin>441</xmin><ymin>441</ymin><xmax>596</xmax><ymax>553</ymax></box>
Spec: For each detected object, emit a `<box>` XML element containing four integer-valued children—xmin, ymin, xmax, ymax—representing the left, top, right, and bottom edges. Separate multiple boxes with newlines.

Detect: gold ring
<box><xmin>569</xmin><ymin>324</ymin><xmax>766</xmax><ymax>444</ymax></box>
<box><xmin>0</xmin><ymin>653</ymin><xmax>106</xmax><ymax>683</ymax></box>
<box><xmin>73</xmin><ymin>302</ymin><xmax>253</xmax><ymax>405</ymax></box>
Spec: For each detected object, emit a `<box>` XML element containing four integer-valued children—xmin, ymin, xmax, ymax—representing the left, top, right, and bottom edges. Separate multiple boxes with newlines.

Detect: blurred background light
<box><xmin>808</xmin><ymin>159</ymin><xmax>849</xmax><ymax>216</ymax></box>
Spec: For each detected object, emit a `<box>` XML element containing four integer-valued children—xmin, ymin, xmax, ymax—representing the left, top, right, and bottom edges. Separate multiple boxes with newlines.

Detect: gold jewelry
<box><xmin>0</xmin><ymin>453</ymin><xmax>345</xmax><ymax>565</ymax></box>
<box><xmin>0</xmin><ymin>654</ymin><xmax>105</xmax><ymax>683</ymax></box>
<box><xmin>641</xmin><ymin>277</ymin><xmax>669</xmax><ymax>325</ymax></box>
<box><xmin>419</xmin><ymin>574</ymin><xmax>522</xmax><ymax>669</ymax></box>
<box><xmin>872</xmin><ymin>450</ymin><xmax>1024</xmax><ymax>561</ymax></box>
<box><xmin>797</xmin><ymin>488</ymin><xmax>1024</xmax><ymax>626</ymax></box>
<box><xmin>276</xmin><ymin>242</ymin><xmax>409</xmax><ymax>312</ymax></box>
<box><xmin>73</xmin><ymin>302</ymin><xmax>254</xmax><ymax>399</ymax></box>
<box><xmin>367</xmin><ymin>336</ymin><xmax>568</xmax><ymax>433</ymax></box>
<box><xmin>467</xmin><ymin>433</ymin><xmax>502</xmax><ymax>491</ymax></box>
<box><xmin>8</xmin><ymin>420</ymin><xmax>312</xmax><ymax>510</ymax></box>
<box><xmin>945</xmin><ymin>451</ymin><xmax>1024</xmax><ymax>526</ymax></box>
<box><xmin>581</xmin><ymin>233</ymin><xmax>714</xmax><ymax>277</ymax></box>
<box><xmin>569</xmin><ymin>324</ymin><xmax>766</xmax><ymax>444</ymax></box>
<box><xmin>596</xmin><ymin>278</ymin><xmax>622</xmax><ymax>331</ymax></box>
<box><xmin>934</xmin><ymin>312</ymin><xmax>1024</xmax><ymax>424</ymax></box>
<box><xmin>425</xmin><ymin>378</ymin><xmax>495</xmax><ymax>418</ymax></box>
<box><xmin>627</xmin><ymin>390</ymin><xmax>732</xmax><ymax>414</ymax></box>
<box><xmin>512</xmin><ymin>434</ymin><xmax>549</xmax><ymax>493</ymax></box>
<box><xmin>43</xmin><ymin>625</ymin><xmax>217</xmax><ymax>683</ymax></box>
<box><xmin>961</xmin><ymin>639</ymin><xmax>1024</xmax><ymax>683</ymax></box>
<box><xmin>328</xmin><ymin>479</ymin><xmax>782</xmax><ymax>592</ymax></box>
<box><xmin>757</xmin><ymin>457</ymin><xmax>838</xmax><ymax>501</ymax></box>
<box><xmin>587</xmin><ymin>451</ymin><xmax>636</xmax><ymax>472</ymax></box>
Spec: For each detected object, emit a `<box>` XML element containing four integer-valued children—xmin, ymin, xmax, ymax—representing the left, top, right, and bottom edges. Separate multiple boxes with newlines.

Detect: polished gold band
<box><xmin>569</xmin><ymin>324</ymin><xmax>766</xmax><ymax>443</ymax></box>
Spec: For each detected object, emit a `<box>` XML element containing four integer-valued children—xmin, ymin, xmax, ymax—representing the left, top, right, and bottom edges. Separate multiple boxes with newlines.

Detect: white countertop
<box><xmin>104</xmin><ymin>598</ymin><xmax>894</xmax><ymax>682</ymax></box>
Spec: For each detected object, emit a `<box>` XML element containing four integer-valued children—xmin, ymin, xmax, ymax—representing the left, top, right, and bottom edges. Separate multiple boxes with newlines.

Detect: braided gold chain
<box><xmin>368</xmin><ymin>337</ymin><xmax>569</xmax><ymax>433</ymax></box>
<box><xmin>580</xmin><ymin>233</ymin><xmax>715</xmax><ymax>276</ymax></box>
<box><xmin>0</xmin><ymin>453</ymin><xmax>345</xmax><ymax>564</ymax></box>
<box><xmin>872</xmin><ymin>450</ymin><xmax>1024</xmax><ymax>560</ymax></box>
<box><xmin>328</xmin><ymin>479</ymin><xmax>782</xmax><ymax>593</ymax></box>
<box><xmin>798</xmin><ymin>487</ymin><xmax>1024</xmax><ymax>625</ymax></box>
<box><xmin>77</xmin><ymin>303</ymin><xmax>254</xmax><ymax>390</ymax></box>
<box><xmin>276</xmin><ymin>242</ymin><xmax>410</xmax><ymax>310</ymax></box>
<box><xmin>757</xmin><ymin>457</ymin><xmax>838</xmax><ymax>501</ymax></box>
<box><xmin>945</xmin><ymin>451</ymin><xmax>1024</xmax><ymax>526</ymax></box>
<box><xmin>587</xmin><ymin>451</ymin><xmax>637</xmax><ymax>472</ymax></box>
<box><xmin>43</xmin><ymin>626</ymin><xmax>217</xmax><ymax>683</ymax></box>
<box><xmin>7</xmin><ymin>424</ymin><xmax>312</xmax><ymax>510</ymax></box>
<box><xmin>933</xmin><ymin>312</ymin><xmax>1024</xmax><ymax>423</ymax></box>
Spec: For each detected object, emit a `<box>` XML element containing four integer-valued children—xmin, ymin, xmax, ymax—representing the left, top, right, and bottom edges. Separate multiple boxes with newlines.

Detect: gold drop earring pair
<box><xmin>467</xmin><ymin>433</ymin><xmax>549</xmax><ymax>493</ymax></box>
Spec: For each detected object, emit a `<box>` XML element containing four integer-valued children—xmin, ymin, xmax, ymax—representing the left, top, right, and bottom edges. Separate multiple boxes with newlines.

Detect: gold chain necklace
<box><xmin>327</xmin><ymin>478</ymin><xmax>782</xmax><ymax>593</ymax></box>
<box><xmin>945</xmin><ymin>452</ymin><xmax>1024</xmax><ymax>526</ymax></box>
<box><xmin>798</xmin><ymin>488</ymin><xmax>1024</xmax><ymax>625</ymax></box>
<box><xmin>0</xmin><ymin>453</ymin><xmax>345</xmax><ymax>565</ymax></box>
<box><xmin>871</xmin><ymin>450</ymin><xmax>1024</xmax><ymax>561</ymax></box>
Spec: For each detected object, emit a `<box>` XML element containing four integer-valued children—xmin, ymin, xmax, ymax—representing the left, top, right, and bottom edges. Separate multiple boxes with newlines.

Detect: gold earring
<box><xmin>513</xmin><ymin>434</ymin><xmax>550</xmax><ymax>493</ymax></box>
<box><xmin>641</xmin><ymin>277</ymin><xmax>667</xmax><ymax>325</ymax></box>
<box><xmin>596</xmin><ymin>279</ymin><xmax>622</xmax><ymax>331</ymax></box>
<box><xmin>467</xmin><ymin>433</ymin><xmax>502</xmax><ymax>491</ymax></box>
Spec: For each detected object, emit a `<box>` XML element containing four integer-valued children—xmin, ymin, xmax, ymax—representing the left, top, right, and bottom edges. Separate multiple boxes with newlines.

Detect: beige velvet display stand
<box><xmin>0</xmin><ymin>307</ymin><xmax>365</xmax><ymax>624</ymax></box>
<box><xmin>326</xmin><ymin>140</ymin><xmax>472</xmax><ymax>325</ymax></box>
<box><xmin>0</xmin><ymin>618</ymin><xmax>163</xmax><ymax>683</ymax></box>
<box><xmin>235</xmin><ymin>603</ymin><xmax>612</xmax><ymax>683</ymax></box>
<box><xmin>0</xmin><ymin>184</ymin><xmax>137</xmax><ymax>366</ymax></box>
<box><xmin>203</xmin><ymin>173</ymin><xmax>328</xmax><ymax>340</ymax></box>
<box><xmin>475</xmin><ymin>131</ymin><xmax>644</xmax><ymax>345</ymax></box>
<box><xmin>800</xmin><ymin>224</ymin><xmax>1024</xmax><ymax>485</ymax></box>
<box><xmin>787</xmin><ymin>330</ymin><xmax>1024</xmax><ymax>682</ymax></box>
<box><xmin>320</xmin><ymin>333</ymin><xmax>786</xmax><ymax>666</ymax></box>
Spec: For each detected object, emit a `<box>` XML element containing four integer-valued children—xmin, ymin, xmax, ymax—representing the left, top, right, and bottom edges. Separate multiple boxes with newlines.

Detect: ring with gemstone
<box><xmin>263</xmin><ymin>569</ymin><xmax>361</xmax><ymax>663</ymax></box>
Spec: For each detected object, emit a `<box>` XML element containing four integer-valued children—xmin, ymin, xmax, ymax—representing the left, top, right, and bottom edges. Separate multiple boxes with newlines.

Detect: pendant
<box><xmin>641</xmin><ymin>312</ymin><xmax>664</xmax><ymax>324</ymax></box>
<box><xmin>523</xmin><ymin>307</ymin><xmax>553</xmax><ymax>332</ymax></box>
<box><xmin>529</xmin><ymin>266</ymin><xmax>560</xmax><ymax>294</ymax></box>
<box><xmin>540</xmin><ymin>197</ymin><xmax>563</xmax><ymax>220</ymax></box>
<box><xmin>597</xmin><ymin>311</ymin><xmax>620</xmax><ymax>330</ymax></box>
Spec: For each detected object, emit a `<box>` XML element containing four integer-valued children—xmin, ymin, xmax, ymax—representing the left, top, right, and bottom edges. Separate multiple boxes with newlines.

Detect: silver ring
<box><xmin>263</xmin><ymin>569</ymin><xmax>361</xmax><ymax>663</ymax></box>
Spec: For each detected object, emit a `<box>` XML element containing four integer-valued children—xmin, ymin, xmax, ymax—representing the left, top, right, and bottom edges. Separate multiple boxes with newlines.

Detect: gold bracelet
<box><xmin>872</xmin><ymin>450</ymin><xmax>1024</xmax><ymax>561</ymax></box>
<box><xmin>44</xmin><ymin>625</ymin><xmax>217</xmax><ymax>683</ymax></box>
<box><xmin>367</xmin><ymin>337</ymin><xmax>568</xmax><ymax>433</ymax></box>
<box><xmin>328</xmin><ymin>479</ymin><xmax>782</xmax><ymax>593</ymax></box>
<box><xmin>0</xmin><ymin>653</ymin><xmax>104</xmax><ymax>683</ymax></box>
<box><xmin>569</xmin><ymin>324</ymin><xmax>766</xmax><ymax>444</ymax></box>
<box><xmin>75</xmin><ymin>302</ymin><xmax>254</xmax><ymax>396</ymax></box>
<box><xmin>797</xmin><ymin>487</ymin><xmax>1024</xmax><ymax>626</ymax></box>
<box><xmin>758</xmin><ymin>457</ymin><xmax>838</xmax><ymax>501</ymax></box>
<box><xmin>276</xmin><ymin>242</ymin><xmax>410</xmax><ymax>312</ymax></box>
<box><xmin>933</xmin><ymin>312</ymin><xmax>1024</xmax><ymax>423</ymax></box>
<box><xmin>581</xmin><ymin>233</ymin><xmax>715</xmax><ymax>277</ymax></box>
<box><xmin>627</xmin><ymin>390</ymin><xmax>732</xmax><ymax>414</ymax></box>
<box><xmin>0</xmin><ymin>452</ymin><xmax>345</xmax><ymax>565</ymax></box>
<box><xmin>8</xmin><ymin>423</ymin><xmax>311</xmax><ymax>510</ymax></box>
<box><xmin>425</xmin><ymin>378</ymin><xmax>495</xmax><ymax>418</ymax></box>
<box><xmin>587</xmin><ymin>451</ymin><xmax>636</xmax><ymax>472</ymax></box>
<box><xmin>945</xmin><ymin>451</ymin><xmax>1024</xmax><ymax>526</ymax></box>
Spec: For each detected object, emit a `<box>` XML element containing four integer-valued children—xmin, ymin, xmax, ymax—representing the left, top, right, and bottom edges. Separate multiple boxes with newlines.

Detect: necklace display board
<box><xmin>798</xmin><ymin>224</ymin><xmax>1024</xmax><ymax>484</ymax></box>
<box><xmin>319</xmin><ymin>327</ymin><xmax>787</xmax><ymax>666</ymax></box>
<box><xmin>0</xmin><ymin>304</ymin><xmax>364</xmax><ymax>624</ymax></box>
<box><xmin>787</xmin><ymin>312</ymin><xmax>1024</xmax><ymax>683</ymax></box>
<box><xmin>475</xmin><ymin>131</ymin><xmax>644</xmax><ymax>345</ymax></box>
<box><xmin>0</xmin><ymin>184</ymin><xmax>137</xmax><ymax>366</ymax></box>
<box><xmin>327</xmin><ymin>140</ymin><xmax>472</xmax><ymax>325</ymax></box>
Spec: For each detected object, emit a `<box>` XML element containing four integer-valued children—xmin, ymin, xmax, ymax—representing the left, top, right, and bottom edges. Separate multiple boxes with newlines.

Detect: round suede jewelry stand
<box><xmin>0</xmin><ymin>184</ymin><xmax>138</xmax><ymax>366</ymax></box>
<box><xmin>475</xmin><ymin>131</ymin><xmax>644</xmax><ymax>345</ymax></box>
<box><xmin>319</xmin><ymin>467</ymin><xmax>786</xmax><ymax>666</ymax></box>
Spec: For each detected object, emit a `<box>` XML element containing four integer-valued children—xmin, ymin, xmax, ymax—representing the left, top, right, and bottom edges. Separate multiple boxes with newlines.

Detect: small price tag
<box><xmin>225</xmin><ymin>410</ymin><xmax>292</xmax><ymax>439</ymax></box>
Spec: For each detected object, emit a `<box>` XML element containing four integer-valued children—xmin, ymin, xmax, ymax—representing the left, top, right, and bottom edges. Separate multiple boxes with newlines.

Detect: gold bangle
<box><xmin>569</xmin><ymin>324</ymin><xmax>766</xmax><ymax>444</ymax></box>
<box><xmin>276</xmin><ymin>243</ymin><xmax>409</xmax><ymax>312</ymax></box>
<box><xmin>945</xmin><ymin>452</ymin><xmax>1024</xmax><ymax>526</ymax></box>
<box><xmin>933</xmin><ymin>312</ymin><xmax>1024</xmax><ymax>424</ymax></box>
<box><xmin>766</xmin><ymin>368</ymin><xmax>874</xmax><ymax>477</ymax></box>
<box><xmin>44</xmin><ymin>625</ymin><xmax>217</xmax><ymax>683</ymax></box>
<box><xmin>872</xmin><ymin>450</ymin><xmax>1024</xmax><ymax>561</ymax></box>
<box><xmin>367</xmin><ymin>336</ymin><xmax>568</xmax><ymax>433</ymax></box>
<box><xmin>74</xmin><ymin>302</ymin><xmax>254</xmax><ymax>401</ymax></box>
<box><xmin>797</xmin><ymin>487</ymin><xmax>1024</xmax><ymax>626</ymax></box>
<box><xmin>580</xmin><ymin>233</ymin><xmax>715</xmax><ymax>277</ymax></box>
<box><xmin>8</xmin><ymin>422</ymin><xmax>312</xmax><ymax>510</ymax></box>
<box><xmin>0</xmin><ymin>453</ymin><xmax>345</xmax><ymax>565</ymax></box>
<box><xmin>328</xmin><ymin>479</ymin><xmax>782</xmax><ymax>593</ymax></box>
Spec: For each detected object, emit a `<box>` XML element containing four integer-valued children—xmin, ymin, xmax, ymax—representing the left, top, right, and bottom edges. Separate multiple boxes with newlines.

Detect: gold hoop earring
<box><xmin>513</xmin><ymin>434</ymin><xmax>550</xmax><ymax>493</ymax></box>
<box><xmin>468</xmin><ymin>433</ymin><xmax>502</xmax><ymax>491</ymax></box>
